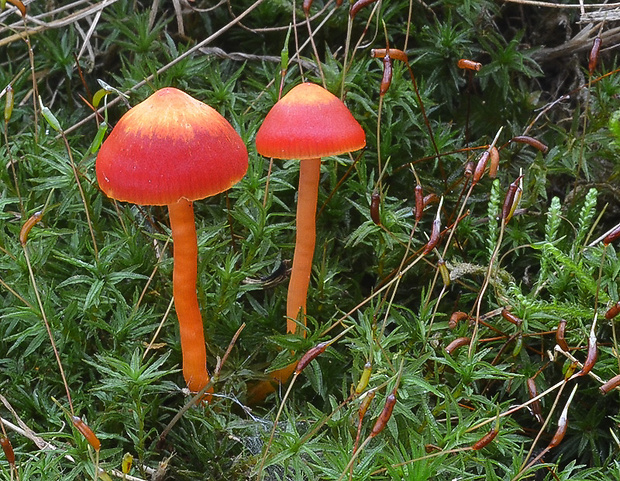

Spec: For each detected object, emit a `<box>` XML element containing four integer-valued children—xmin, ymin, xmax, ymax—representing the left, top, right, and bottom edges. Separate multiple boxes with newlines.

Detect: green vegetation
<box><xmin>1</xmin><ymin>0</ymin><xmax>620</xmax><ymax>479</ymax></box>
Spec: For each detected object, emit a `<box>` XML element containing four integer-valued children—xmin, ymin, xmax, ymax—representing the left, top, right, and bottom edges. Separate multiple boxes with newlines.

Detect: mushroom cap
<box><xmin>255</xmin><ymin>83</ymin><xmax>366</xmax><ymax>160</ymax></box>
<box><xmin>96</xmin><ymin>87</ymin><xmax>248</xmax><ymax>206</ymax></box>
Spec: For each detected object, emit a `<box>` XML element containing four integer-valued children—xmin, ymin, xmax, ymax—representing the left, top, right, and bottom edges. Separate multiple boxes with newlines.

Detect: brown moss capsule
<box><xmin>573</xmin><ymin>323</ymin><xmax>597</xmax><ymax>378</ymax></box>
<box><xmin>471</xmin><ymin>426</ymin><xmax>498</xmax><ymax>450</ymax></box>
<box><xmin>501</xmin><ymin>308</ymin><xmax>522</xmax><ymax>327</ymax></box>
<box><xmin>600</xmin><ymin>373</ymin><xmax>620</xmax><ymax>395</ymax></box>
<box><xmin>604</xmin><ymin>225</ymin><xmax>620</xmax><ymax>246</ymax></box>
<box><xmin>556</xmin><ymin>319</ymin><xmax>569</xmax><ymax>351</ymax></box>
<box><xmin>370</xmin><ymin>48</ymin><xmax>408</xmax><ymax>63</ymax></box>
<box><xmin>464</xmin><ymin>161</ymin><xmax>474</xmax><ymax>178</ymax></box>
<box><xmin>548</xmin><ymin>414</ymin><xmax>568</xmax><ymax>450</ymax></box>
<box><xmin>547</xmin><ymin>388</ymin><xmax>576</xmax><ymax>450</ymax></box>
<box><xmin>423</xmin><ymin>193</ymin><xmax>438</xmax><ymax>208</ymax></box>
<box><xmin>350</xmin><ymin>0</ymin><xmax>378</xmax><ymax>19</ymax></box>
<box><xmin>589</xmin><ymin>37</ymin><xmax>601</xmax><ymax>76</ymax></box>
<box><xmin>449</xmin><ymin>311</ymin><xmax>468</xmax><ymax>329</ymax></box>
<box><xmin>72</xmin><ymin>416</ymin><xmax>101</xmax><ymax>451</ymax></box>
<box><xmin>501</xmin><ymin>175</ymin><xmax>523</xmax><ymax>222</ymax></box>
<box><xmin>527</xmin><ymin>377</ymin><xmax>543</xmax><ymax>423</ymax></box>
<box><xmin>423</xmin><ymin>217</ymin><xmax>441</xmax><ymax>255</ymax></box>
<box><xmin>488</xmin><ymin>146</ymin><xmax>499</xmax><ymax>178</ymax></box>
<box><xmin>457</xmin><ymin>59</ymin><xmax>482</xmax><ymax>71</ymax></box>
<box><xmin>370</xmin><ymin>190</ymin><xmax>381</xmax><ymax>225</ymax></box>
<box><xmin>445</xmin><ymin>337</ymin><xmax>471</xmax><ymax>354</ymax></box>
<box><xmin>295</xmin><ymin>342</ymin><xmax>328</xmax><ymax>375</ymax></box>
<box><xmin>370</xmin><ymin>391</ymin><xmax>397</xmax><ymax>437</ymax></box>
<box><xmin>358</xmin><ymin>388</ymin><xmax>376</xmax><ymax>420</ymax></box>
<box><xmin>423</xmin><ymin>199</ymin><xmax>443</xmax><ymax>255</ymax></box>
<box><xmin>302</xmin><ymin>0</ymin><xmax>313</xmax><ymax>15</ymax></box>
<box><xmin>472</xmin><ymin>150</ymin><xmax>490</xmax><ymax>184</ymax></box>
<box><xmin>380</xmin><ymin>54</ymin><xmax>393</xmax><ymax>96</ymax></box>
<box><xmin>0</xmin><ymin>436</ymin><xmax>15</xmax><ymax>466</ymax></box>
<box><xmin>511</xmin><ymin>135</ymin><xmax>548</xmax><ymax>154</ymax></box>
<box><xmin>6</xmin><ymin>0</ymin><xmax>26</xmax><ymax>17</ymax></box>
<box><xmin>19</xmin><ymin>211</ymin><xmax>43</xmax><ymax>246</ymax></box>
<box><xmin>414</xmin><ymin>184</ymin><xmax>424</xmax><ymax>222</ymax></box>
<box><xmin>605</xmin><ymin>302</ymin><xmax>620</xmax><ymax>320</ymax></box>
<box><xmin>540</xmin><ymin>385</ymin><xmax>576</xmax><ymax>455</ymax></box>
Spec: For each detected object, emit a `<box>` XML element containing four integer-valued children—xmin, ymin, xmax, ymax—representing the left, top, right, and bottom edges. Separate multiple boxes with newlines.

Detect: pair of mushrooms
<box><xmin>96</xmin><ymin>83</ymin><xmax>365</xmax><ymax>401</ymax></box>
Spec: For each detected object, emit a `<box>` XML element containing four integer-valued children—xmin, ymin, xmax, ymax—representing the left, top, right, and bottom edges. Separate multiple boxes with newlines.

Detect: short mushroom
<box><xmin>96</xmin><ymin>87</ymin><xmax>248</xmax><ymax>398</ymax></box>
<box><xmin>252</xmin><ymin>82</ymin><xmax>365</xmax><ymax>399</ymax></box>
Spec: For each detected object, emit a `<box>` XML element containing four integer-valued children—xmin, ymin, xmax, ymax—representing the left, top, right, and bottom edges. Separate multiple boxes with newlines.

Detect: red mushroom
<box><xmin>96</xmin><ymin>87</ymin><xmax>248</xmax><ymax>398</ymax></box>
<box><xmin>251</xmin><ymin>82</ymin><xmax>365</xmax><ymax>400</ymax></box>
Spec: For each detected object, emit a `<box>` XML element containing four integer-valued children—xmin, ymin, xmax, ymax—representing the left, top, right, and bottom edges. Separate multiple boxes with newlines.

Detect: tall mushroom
<box><xmin>252</xmin><ymin>82</ymin><xmax>365</xmax><ymax>399</ymax></box>
<box><xmin>96</xmin><ymin>87</ymin><xmax>248</xmax><ymax>398</ymax></box>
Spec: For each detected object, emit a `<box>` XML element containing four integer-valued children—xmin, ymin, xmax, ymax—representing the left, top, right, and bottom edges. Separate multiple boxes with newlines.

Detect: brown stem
<box><xmin>168</xmin><ymin>199</ymin><xmax>212</xmax><ymax>398</ymax></box>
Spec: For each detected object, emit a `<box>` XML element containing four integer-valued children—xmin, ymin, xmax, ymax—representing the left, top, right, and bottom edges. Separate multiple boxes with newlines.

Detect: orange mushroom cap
<box><xmin>96</xmin><ymin>87</ymin><xmax>248</xmax><ymax>205</ymax></box>
<box><xmin>255</xmin><ymin>83</ymin><xmax>366</xmax><ymax>160</ymax></box>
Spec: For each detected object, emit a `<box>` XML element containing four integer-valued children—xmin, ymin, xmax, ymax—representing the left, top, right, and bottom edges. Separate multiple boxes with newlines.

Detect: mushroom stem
<box><xmin>247</xmin><ymin>158</ymin><xmax>321</xmax><ymax>404</ymax></box>
<box><xmin>286</xmin><ymin>157</ymin><xmax>321</xmax><ymax>334</ymax></box>
<box><xmin>168</xmin><ymin>199</ymin><xmax>212</xmax><ymax>398</ymax></box>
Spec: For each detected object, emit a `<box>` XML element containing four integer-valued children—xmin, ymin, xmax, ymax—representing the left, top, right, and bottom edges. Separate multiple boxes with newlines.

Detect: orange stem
<box><xmin>247</xmin><ymin>157</ymin><xmax>322</xmax><ymax>404</ymax></box>
<box><xmin>286</xmin><ymin>157</ymin><xmax>321</xmax><ymax>333</ymax></box>
<box><xmin>168</xmin><ymin>199</ymin><xmax>212</xmax><ymax>399</ymax></box>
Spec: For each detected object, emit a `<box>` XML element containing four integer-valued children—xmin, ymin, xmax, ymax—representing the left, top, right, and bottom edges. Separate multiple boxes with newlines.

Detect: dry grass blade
<box><xmin>0</xmin><ymin>0</ymin><xmax>121</xmax><ymax>48</ymax></box>
<box><xmin>63</xmin><ymin>0</ymin><xmax>266</xmax><ymax>136</ymax></box>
